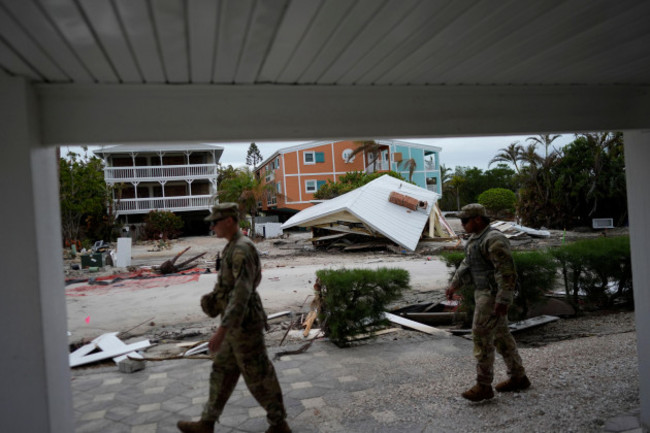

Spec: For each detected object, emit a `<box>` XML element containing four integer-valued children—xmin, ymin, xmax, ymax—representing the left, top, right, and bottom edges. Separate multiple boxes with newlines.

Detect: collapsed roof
<box><xmin>281</xmin><ymin>175</ymin><xmax>455</xmax><ymax>251</ymax></box>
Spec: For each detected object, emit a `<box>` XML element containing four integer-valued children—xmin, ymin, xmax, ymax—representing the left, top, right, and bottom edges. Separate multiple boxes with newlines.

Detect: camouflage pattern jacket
<box><xmin>201</xmin><ymin>231</ymin><xmax>266</xmax><ymax>331</ymax></box>
<box><xmin>451</xmin><ymin>226</ymin><xmax>517</xmax><ymax>305</ymax></box>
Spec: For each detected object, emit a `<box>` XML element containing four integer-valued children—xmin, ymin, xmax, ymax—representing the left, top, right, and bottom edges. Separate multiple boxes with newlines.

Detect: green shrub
<box><xmin>478</xmin><ymin>188</ymin><xmax>516</xmax><ymax>217</ymax></box>
<box><xmin>551</xmin><ymin>236</ymin><xmax>632</xmax><ymax>308</ymax></box>
<box><xmin>316</xmin><ymin>267</ymin><xmax>409</xmax><ymax>346</ymax></box>
<box><xmin>143</xmin><ymin>210</ymin><xmax>184</xmax><ymax>240</ymax></box>
<box><xmin>510</xmin><ymin>250</ymin><xmax>557</xmax><ymax>320</ymax></box>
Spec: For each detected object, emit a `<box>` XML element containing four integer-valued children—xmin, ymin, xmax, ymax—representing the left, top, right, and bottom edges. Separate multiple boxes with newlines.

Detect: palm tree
<box><xmin>526</xmin><ymin>134</ymin><xmax>561</xmax><ymax>160</ymax></box>
<box><xmin>349</xmin><ymin>140</ymin><xmax>383</xmax><ymax>172</ymax></box>
<box><xmin>489</xmin><ymin>141</ymin><xmax>523</xmax><ymax>174</ymax></box>
<box><xmin>448</xmin><ymin>174</ymin><xmax>466</xmax><ymax>211</ymax></box>
<box><xmin>398</xmin><ymin>158</ymin><xmax>417</xmax><ymax>182</ymax></box>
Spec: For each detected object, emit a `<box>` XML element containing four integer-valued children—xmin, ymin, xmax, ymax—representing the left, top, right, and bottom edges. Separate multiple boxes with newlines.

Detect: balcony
<box><xmin>115</xmin><ymin>195</ymin><xmax>213</xmax><ymax>216</ymax></box>
<box><xmin>105</xmin><ymin>164</ymin><xmax>217</xmax><ymax>183</ymax></box>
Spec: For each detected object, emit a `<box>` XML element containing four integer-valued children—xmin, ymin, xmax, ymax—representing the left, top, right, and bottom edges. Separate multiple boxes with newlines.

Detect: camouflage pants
<box><xmin>472</xmin><ymin>290</ymin><xmax>526</xmax><ymax>385</ymax></box>
<box><xmin>202</xmin><ymin>327</ymin><xmax>286</xmax><ymax>426</ymax></box>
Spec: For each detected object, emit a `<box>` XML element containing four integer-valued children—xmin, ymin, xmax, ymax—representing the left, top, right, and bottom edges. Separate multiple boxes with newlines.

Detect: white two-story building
<box><xmin>94</xmin><ymin>144</ymin><xmax>223</xmax><ymax>234</ymax></box>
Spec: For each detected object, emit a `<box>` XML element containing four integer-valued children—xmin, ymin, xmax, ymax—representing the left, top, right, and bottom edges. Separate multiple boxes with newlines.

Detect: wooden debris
<box><xmin>383</xmin><ymin>312</ymin><xmax>450</xmax><ymax>337</ymax></box>
<box><xmin>157</xmin><ymin>246</ymin><xmax>207</xmax><ymax>274</ymax></box>
<box><xmin>69</xmin><ymin>332</ymin><xmax>151</xmax><ymax>367</ymax></box>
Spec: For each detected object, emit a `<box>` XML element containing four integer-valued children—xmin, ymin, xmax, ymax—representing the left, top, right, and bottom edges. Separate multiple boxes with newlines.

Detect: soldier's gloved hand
<box><xmin>445</xmin><ymin>286</ymin><xmax>456</xmax><ymax>300</ymax></box>
<box><xmin>494</xmin><ymin>303</ymin><xmax>509</xmax><ymax>316</ymax></box>
<box><xmin>201</xmin><ymin>292</ymin><xmax>220</xmax><ymax>318</ymax></box>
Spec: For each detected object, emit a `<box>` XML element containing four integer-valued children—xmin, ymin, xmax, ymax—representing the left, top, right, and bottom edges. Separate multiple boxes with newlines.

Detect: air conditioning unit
<box><xmin>592</xmin><ymin>218</ymin><xmax>614</xmax><ymax>229</ymax></box>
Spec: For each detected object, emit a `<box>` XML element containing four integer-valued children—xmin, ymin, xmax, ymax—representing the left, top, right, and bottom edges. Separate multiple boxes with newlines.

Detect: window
<box><xmin>276</xmin><ymin>182</ymin><xmax>282</xmax><ymax>194</ymax></box>
<box><xmin>275</xmin><ymin>157</ymin><xmax>280</xmax><ymax>169</ymax></box>
<box><xmin>304</xmin><ymin>151</ymin><xmax>325</xmax><ymax>164</ymax></box>
<box><xmin>305</xmin><ymin>180</ymin><xmax>317</xmax><ymax>193</ymax></box>
<box><xmin>342</xmin><ymin>149</ymin><xmax>355</xmax><ymax>163</ymax></box>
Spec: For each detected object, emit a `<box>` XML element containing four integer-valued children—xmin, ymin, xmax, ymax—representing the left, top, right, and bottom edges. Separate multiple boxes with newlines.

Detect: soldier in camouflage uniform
<box><xmin>446</xmin><ymin>204</ymin><xmax>531</xmax><ymax>402</ymax></box>
<box><xmin>177</xmin><ymin>203</ymin><xmax>291</xmax><ymax>433</ymax></box>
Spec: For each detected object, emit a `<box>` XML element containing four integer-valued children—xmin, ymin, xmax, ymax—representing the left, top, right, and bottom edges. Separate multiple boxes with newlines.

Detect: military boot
<box><xmin>265</xmin><ymin>420</ymin><xmax>292</xmax><ymax>433</ymax></box>
<box><xmin>495</xmin><ymin>375</ymin><xmax>531</xmax><ymax>392</ymax></box>
<box><xmin>461</xmin><ymin>383</ymin><xmax>494</xmax><ymax>402</ymax></box>
<box><xmin>176</xmin><ymin>419</ymin><xmax>215</xmax><ymax>433</ymax></box>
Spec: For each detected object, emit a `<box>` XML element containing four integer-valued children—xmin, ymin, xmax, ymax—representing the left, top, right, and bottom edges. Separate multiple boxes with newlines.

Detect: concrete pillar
<box><xmin>0</xmin><ymin>77</ymin><xmax>74</xmax><ymax>432</ymax></box>
<box><xmin>625</xmin><ymin>130</ymin><xmax>650</xmax><ymax>432</ymax></box>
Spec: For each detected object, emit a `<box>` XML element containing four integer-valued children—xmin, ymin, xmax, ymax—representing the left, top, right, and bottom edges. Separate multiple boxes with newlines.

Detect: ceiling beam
<box><xmin>38</xmin><ymin>83</ymin><xmax>650</xmax><ymax>145</ymax></box>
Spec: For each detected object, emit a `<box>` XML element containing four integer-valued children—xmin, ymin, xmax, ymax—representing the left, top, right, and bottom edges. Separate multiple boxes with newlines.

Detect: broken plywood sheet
<box><xmin>383</xmin><ymin>312</ymin><xmax>449</xmax><ymax>337</ymax></box>
<box><xmin>451</xmin><ymin>315</ymin><xmax>560</xmax><ymax>336</ymax></box>
<box><xmin>70</xmin><ymin>332</ymin><xmax>151</xmax><ymax>367</ymax></box>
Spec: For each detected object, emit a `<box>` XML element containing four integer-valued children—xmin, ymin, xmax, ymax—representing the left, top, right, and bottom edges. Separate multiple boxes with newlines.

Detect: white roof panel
<box><xmin>281</xmin><ymin>175</ymin><xmax>440</xmax><ymax>251</ymax></box>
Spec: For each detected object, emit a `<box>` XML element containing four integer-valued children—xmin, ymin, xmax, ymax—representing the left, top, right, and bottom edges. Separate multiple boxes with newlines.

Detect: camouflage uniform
<box><xmin>451</xmin><ymin>225</ymin><xmax>526</xmax><ymax>386</ymax></box>
<box><xmin>201</xmin><ymin>230</ymin><xmax>287</xmax><ymax>426</ymax></box>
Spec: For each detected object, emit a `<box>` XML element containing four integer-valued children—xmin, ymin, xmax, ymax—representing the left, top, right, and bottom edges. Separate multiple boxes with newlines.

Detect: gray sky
<box><xmin>62</xmin><ymin>134</ymin><xmax>578</xmax><ymax>171</ymax></box>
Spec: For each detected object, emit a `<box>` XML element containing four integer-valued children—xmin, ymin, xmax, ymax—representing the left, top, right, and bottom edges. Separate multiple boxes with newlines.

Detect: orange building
<box><xmin>255</xmin><ymin>140</ymin><xmax>441</xmax><ymax>218</ymax></box>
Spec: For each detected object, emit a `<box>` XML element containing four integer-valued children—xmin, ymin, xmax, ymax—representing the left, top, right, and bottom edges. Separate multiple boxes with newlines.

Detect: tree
<box><xmin>216</xmin><ymin>167</ymin><xmax>275</xmax><ymax>237</ymax></box>
<box><xmin>245</xmin><ymin>142</ymin><xmax>263</xmax><ymax>171</ymax></box>
<box><xmin>59</xmin><ymin>149</ymin><xmax>114</xmax><ymax>245</ymax></box>
<box><xmin>313</xmin><ymin>171</ymin><xmax>405</xmax><ymax>200</ymax></box>
<box><xmin>489</xmin><ymin>141</ymin><xmax>523</xmax><ymax>174</ymax></box>
<box><xmin>398</xmin><ymin>158</ymin><xmax>417</xmax><ymax>182</ymax></box>
<box><xmin>448</xmin><ymin>174</ymin><xmax>466</xmax><ymax>211</ymax></box>
<box><xmin>348</xmin><ymin>140</ymin><xmax>383</xmax><ymax>171</ymax></box>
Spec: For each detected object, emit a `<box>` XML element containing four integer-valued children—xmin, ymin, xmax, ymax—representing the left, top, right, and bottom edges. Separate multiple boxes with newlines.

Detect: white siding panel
<box><xmin>257</xmin><ymin>0</ymin><xmax>321</xmax><ymax>82</ymax></box>
<box><xmin>404</xmin><ymin>0</ymin><xmax>552</xmax><ymax>85</ymax></box>
<box><xmin>3</xmin><ymin>0</ymin><xmax>92</xmax><ymax>82</ymax></box>
<box><xmin>299</xmin><ymin>0</ymin><xmax>385</xmax><ymax>83</ymax></box>
<box><xmin>78</xmin><ymin>0</ymin><xmax>142</xmax><ymax>83</ymax></box>
<box><xmin>188</xmin><ymin>0</ymin><xmax>219</xmax><ymax>83</ymax></box>
<box><xmin>374</xmin><ymin>0</ymin><xmax>508</xmax><ymax>85</ymax></box>
<box><xmin>0</xmin><ymin>39</ymin><xmax>41</xmax><ymax>79</ymax></box>
<box><xmin>437</xmin><ymin>0</ymin><xmax>612</xmax><ymax>84</ymax></box>
<box><xmin>337</xmin><ymin>0</ymin><xmax>447</xmax><ymax>85</ymax></box>
<box><xmin>40</xmin><ymin>0</ymin><xmax>118</xmax><ymax>82</ymax></box>
<box><xmin>317</xmin><ymin>0</ymin><xmax>418</xmax><ymax>84</ymax></box>
<box><xmin>115</xmin><ymin>0</ymin><xmax>165</xmax><ymax>83</ymax></box>
<box><xmin>513</xmin><ymin>3</ymin><xmax>650</xmax><ymax>84</ymax></box>
<box><xmin>0</xmin><ymin>6</ymin><xmax>68</xmax><ymax>81</ymax></box>
<box><xmin>235</xmin><ymin>0</ymin><xmax>288</xmax><ymax>83</ymax></box>
<box><xmin>213</xmin><ymin>0</ymin><xmax>254</xmax><ymax>83</ymax></box>
<box><xmin>277</xmin><ymin>0</ymin><xmax>353</xmax><ymax>83</ymax></box>
<box><xmin>151</xmin><ymin>0</ymin><xmax>188</xmax><ymax>83</ymax></box>
<box><xmin>359</xmin><ymin>1</ymin><xmax>468</xmax><ymax>85</ymax></box>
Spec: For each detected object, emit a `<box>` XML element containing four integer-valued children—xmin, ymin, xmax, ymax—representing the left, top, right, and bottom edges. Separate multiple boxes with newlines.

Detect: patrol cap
<box><xmin>205</xmin><ymin>202</ymin><xmax>239</xmax><ymax>222</ymax></box>
<box><xmin>458</xmin><ymin>203</ymin><xmax>487</xmax><ymax>219</ymax></box>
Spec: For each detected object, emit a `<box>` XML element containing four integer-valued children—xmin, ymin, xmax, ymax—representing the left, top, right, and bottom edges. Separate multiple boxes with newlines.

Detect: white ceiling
<box><xmin>2</xmin><ymin>0</ymin><xmax>649</xmax><ymax>87</ymax></box>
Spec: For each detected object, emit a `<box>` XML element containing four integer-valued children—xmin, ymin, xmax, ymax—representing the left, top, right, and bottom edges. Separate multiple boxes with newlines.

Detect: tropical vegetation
<box><xmin>440</xmin><ymin>132</ymin><xmax>627</xmax><ymax>229</ymax></box>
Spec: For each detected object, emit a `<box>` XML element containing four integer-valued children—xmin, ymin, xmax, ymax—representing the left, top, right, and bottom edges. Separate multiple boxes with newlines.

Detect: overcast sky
<box><xmin>205</xmin><ymin>134</ymin><xmax>578</xmax><ymax>170</ymax></box>
<box><xmin>63</xmin><ymin>134</ymin><xmax>579</xmax><ymax>171</ymax></box>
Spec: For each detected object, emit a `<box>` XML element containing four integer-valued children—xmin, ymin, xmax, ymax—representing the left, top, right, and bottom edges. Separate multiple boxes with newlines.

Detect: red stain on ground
<box><xmin>65</xmin><ymin>269</ymin><xmax>203</xmax><ymax>297</ymax></box>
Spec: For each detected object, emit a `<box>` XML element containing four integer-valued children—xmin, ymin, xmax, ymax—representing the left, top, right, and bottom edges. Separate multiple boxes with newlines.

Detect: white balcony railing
<box><xmin>105</xmin><ymin>164</ymin><xmax>217</xmax><ymax>182</ymax></box>
<box><xmin>365</xmin><ymin>161</ymin><xmax>390</xmax><ymax>173</ymax></box>
<box><xmin>115</xmin><ymin>195</ymin><xmax>213</xmax><ymax>216</ymax></box>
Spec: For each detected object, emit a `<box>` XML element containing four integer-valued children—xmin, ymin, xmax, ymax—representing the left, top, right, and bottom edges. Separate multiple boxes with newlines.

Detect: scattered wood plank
<box><xmin>383</xmin><ymin>312</ymin><xmax>449</xmax><ymax>337</ymax></box>
<box><xmin>345</xmin><ymin>328</ymin><xmax>401</xmax><ymax>342</ymax></box>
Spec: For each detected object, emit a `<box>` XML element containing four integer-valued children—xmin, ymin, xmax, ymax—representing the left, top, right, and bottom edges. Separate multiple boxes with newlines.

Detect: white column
<box><xmin>0</xmin><ymin>78</ymin><xmax>73</xmax><ymax>431</ymax></box>
<box><xmin>624</xmin><ymin>130</ymin><xmax>650</xmax><ymax>431</ymax></box>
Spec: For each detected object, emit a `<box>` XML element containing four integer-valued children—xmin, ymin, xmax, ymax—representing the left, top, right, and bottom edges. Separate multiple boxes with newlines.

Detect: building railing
<box><xmin>105</xmin><ymin>164</ymin><xmax>217</xmax><ymax>182</ymax></box>
<box><xmin>115</xmin><ymin>195</ymin><xmax>213</xmax><ymax>215</ymax></box>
